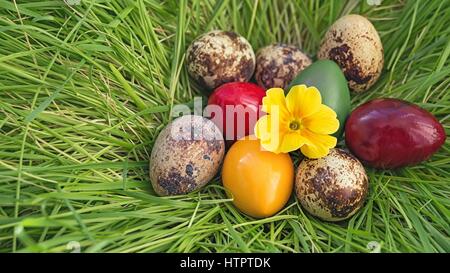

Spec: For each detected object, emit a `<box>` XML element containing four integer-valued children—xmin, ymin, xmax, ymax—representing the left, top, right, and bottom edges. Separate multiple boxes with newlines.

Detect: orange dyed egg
<box><xmin>222</xmin><ymin>137</ymin><xmax>294</xmax><ymax>218</ymax></box>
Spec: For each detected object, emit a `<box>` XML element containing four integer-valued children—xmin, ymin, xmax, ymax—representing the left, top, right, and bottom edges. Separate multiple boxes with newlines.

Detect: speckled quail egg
<box><xmin>295</xmin><ymin>148</ymin><xmax>368</xmax><ymax>221</ymax></box>
<box><xmin>186</xmin><ymin>30</ymin><xmax>255</xmax><ymax>90</ymax></box>
<box><xmin>318</xmin><ymin>14</ymin><xmax>384</xmax><ymax>92</ymax></box>
<box><xmin>149</xmin><ymin>115</ymin><xmax>225</xmax><ymax>196</ymax></box>
<box><xmin>255</xmin><ymin>44</ymin><xmax>312</xmax><ymax>89</ymax></box>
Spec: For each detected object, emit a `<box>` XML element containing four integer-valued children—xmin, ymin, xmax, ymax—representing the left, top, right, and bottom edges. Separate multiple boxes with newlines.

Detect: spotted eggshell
<box><xmin>186</xmin><ymin>30</ymin><xmax>255</xmax><ymax>90</ymax></box>
<box><xmin>295</xmin><ymin>148</ymin><xmax>368</xmax><ymax>221</ymax></box>
<box><xmin>149</xmin><ymin>115</ymin><xmax>225</xmax><ymax>196</ymax></box>
<box><xmin>318</xmin><ymin>14</ymin><xmax>384</xmax><ymax>92</ymax></box>
<box><xmin>255</xmin><ymin>44</ymin><xmax>312</xmax><ymax>89</ymax></box>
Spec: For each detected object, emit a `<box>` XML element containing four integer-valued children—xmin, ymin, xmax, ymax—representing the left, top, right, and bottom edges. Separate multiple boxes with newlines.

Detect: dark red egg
<box><xmin>207</xmin><ymin>82</ymin><xmax>266</xmax><ymax>142</ymax></box>
<box><xmin>345</xmin><ymin>98</ymin><xmax>446</xmax><ymax>169</ymax></box>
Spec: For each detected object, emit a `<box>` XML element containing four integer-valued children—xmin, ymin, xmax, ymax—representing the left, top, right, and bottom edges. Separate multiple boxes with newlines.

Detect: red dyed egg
<box><xmin>207</xmin><ymin>82</ymin><xmax>266</xmax><ymax>141</ymax></box>
<box><xmin>345</xmin><ymin>98</ymin><xmax>446</xmax><ymax>169</ymax></box>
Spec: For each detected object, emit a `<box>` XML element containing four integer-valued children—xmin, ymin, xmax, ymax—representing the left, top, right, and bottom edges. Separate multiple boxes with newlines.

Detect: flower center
<box><xmin>289</xmin><ymin>120</ymin><xmax>301</xmax><ymax>131</ymax></box>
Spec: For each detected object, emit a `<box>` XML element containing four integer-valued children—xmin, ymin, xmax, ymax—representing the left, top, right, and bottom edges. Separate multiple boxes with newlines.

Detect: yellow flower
<box><xmin>254</xmin><ymin>85</ymin><xmax>339</xmax><ymax>158</ymax></box>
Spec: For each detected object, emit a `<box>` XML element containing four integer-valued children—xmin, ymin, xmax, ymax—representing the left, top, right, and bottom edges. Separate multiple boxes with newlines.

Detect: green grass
<box><xmin>0</xmin><ymin>0</ymin><xmax>449</xmax><ymax>253</ymax></box>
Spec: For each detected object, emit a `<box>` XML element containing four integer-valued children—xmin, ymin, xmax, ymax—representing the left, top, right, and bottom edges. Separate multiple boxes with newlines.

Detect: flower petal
<box><xmin>279</xmin><ymin>132</ymin><xmax>307</xmax><ymax>153</ymax></box>
<box><xmin>286</xmin><ymin>85</ymin><xmax>322</xmax><ymax>118</ymax></box>
<box><xmin>255</xmin><ymin>114</ymin><xmax>286</xmax><ymax>153</ymax></box>
<box><xmin>254</xmin><ymin>115</ymin><xmax>271</xmax><ymax>141</ymax></box>
<box><xmin>302</xmin><ymin>105</ymin><xmax>340</xmax><ymax>135</ymax></box>
<box><xmin>262</xmin><ymin>88</ymin><xmax>288</xmax><ymax>116</ymax></box>
<box><xmin>300</xmin><ymin>129</ymin><xmax>337</xmax><ymax>159</ymax></box>
<box><xmin>260</xmin><ymin>130</ymin><xmax>284</xmax><ymax>154</ymax></box>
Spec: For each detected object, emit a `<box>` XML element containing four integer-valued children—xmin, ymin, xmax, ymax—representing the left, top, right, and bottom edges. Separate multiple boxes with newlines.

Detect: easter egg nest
<box><xmin>0</xmin><ymin>0</ymin><xmax>448</xmax><ymax>253</ymax></box>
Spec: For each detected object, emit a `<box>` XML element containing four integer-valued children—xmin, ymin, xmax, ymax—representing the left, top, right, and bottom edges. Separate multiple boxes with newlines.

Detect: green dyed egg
<box><xmin>287</xmin><ymin>60</ymin><xmax>350</xmax><ymax>139</ymax></box>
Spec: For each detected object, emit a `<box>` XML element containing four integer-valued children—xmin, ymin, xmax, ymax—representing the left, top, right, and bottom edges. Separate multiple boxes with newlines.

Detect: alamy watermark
<box><xmin>66</xmin><ymin>241</ymin><xmax>81</xmax><ymax>253</ymax></box>
<box><xmin>367</xmin><ymin>0</ymin><xmax>382</xmax><ymax>6</ymax></box>
<box><xmin>366</xmin><ymin>241</ymin><xmax>382</xmax><ymax>253</ymax></box>
<box><xmin>65</xmin><ymin>0</ymin><xmax>81</xmax><ymax>6</ymax></box>
<box><xmin>170</xmin><ymin>96</ymin><xmax>276</xmax><ymax>143</ymax></box>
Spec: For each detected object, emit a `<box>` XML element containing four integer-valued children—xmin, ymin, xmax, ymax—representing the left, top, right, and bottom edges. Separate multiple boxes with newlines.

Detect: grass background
<box><xmin>0</xmin><ymin>0</ymin><xmax>449</xmax><ymax>253</ymax></box>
